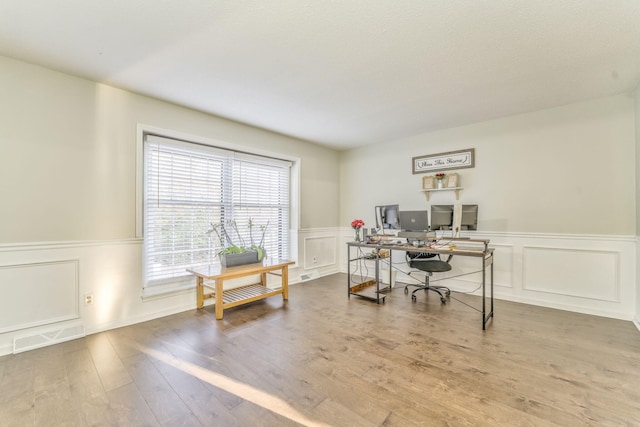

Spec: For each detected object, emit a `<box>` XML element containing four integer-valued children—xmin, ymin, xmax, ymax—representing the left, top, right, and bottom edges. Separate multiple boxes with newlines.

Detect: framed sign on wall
<box><xmin>412</xmin><ymin>148</ymin><xmax>475</xmax><ymax>174</ymax></box>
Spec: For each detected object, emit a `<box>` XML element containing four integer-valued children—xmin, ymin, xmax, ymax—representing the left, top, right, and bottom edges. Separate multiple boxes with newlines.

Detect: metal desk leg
<box><xmin>482</xmin><ymin>253</ymin><xmax>495</xmax><ymax>330</ymax></box>
<box><xmin>491</xmin><ymin>255</ymin><xmax>494</xmax><ymax>318</ymax></box>
<box><xmin>482</xmin><ymin>256</ymin><xmax>486</xmax><ymax>330</ymax></box>
<box><xmin>347</xmin><ymin>244</ymin><xmax>351</xmax><ymax>299</ymax></box>
<box><xmin>374</xmin><ymin>252</ymin><xmax>380</xmax><ymax>303</ymax></box>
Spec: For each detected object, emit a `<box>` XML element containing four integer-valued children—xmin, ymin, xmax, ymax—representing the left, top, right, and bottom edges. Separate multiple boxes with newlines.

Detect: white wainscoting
<box><xmin>635</xmin><ymin>237</ymin><xmax>640</xmax><ymax>333</ymax></box>
<box><xmin>0</xmin><ymin>259</ymin><xmax>79</xmax><ymax>333</ymax></box>
<box><xmin>0</xmin><ymin>228</ymin><xmax>345</xmax><ymax>356</ymax></box>
<box><xmin>0</xmin><ymin>239</ymin><xmax>196</xmax><ymax>356</ymax></box>
<box><xmin>338</xmin><ymin>229</ymin><xmax>637</xmax><ymax>321</ymax></box>
<box><xmin>303</xmin><ymin>236</ymin><xmax>337</xmax><ymax>270</ymax></box>
<box><xmin>0</xmin><ymin>229</ymin><xmax>634</xmax><ymax>355</ymax></box>
<box><xmin>298</xmin><ymin>228</ymin><xmax>342</xmax><ymax>281</ymax></box>
<box><xmin>523</xmin><ymin>246</ymin><xmax>619</xmax><ymax>302</ymax></box>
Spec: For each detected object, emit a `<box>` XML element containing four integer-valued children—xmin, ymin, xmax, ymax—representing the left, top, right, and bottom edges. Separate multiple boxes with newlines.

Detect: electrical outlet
<box><xmin>312</xmin><ymin>256</ymin><xmax>317</xmax><ymax>264</ymax></box>
<box><xmin>85</xmin><ymin>294</ymin><xmax>93</xmax><ymax>305</ymax></box>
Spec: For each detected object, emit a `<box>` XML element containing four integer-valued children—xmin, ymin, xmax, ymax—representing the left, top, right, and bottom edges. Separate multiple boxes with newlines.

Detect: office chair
<box><xmin>404</xmin><ymin>251</ymin><xmax>452</xmax><ymax>303</ymax></box>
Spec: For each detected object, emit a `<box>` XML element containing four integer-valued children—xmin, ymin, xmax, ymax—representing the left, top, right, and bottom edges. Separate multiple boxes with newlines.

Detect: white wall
<box><xmin>340</xmin><ymin>93</ymin><xmax>636</xmax><ymax>235</ymax></box>
<box><xmin>0</xmin><ymin>56</ymin><xmax>342</xmax><ymax>355</ymax></box>
<box><xmin>0</xmin><ymin>55</ymin><xmax>340</xmax><ymax>244</ymax></box>
<box><xmin>340</xmin><ymin>94</ymin><xmax>637</xmax><ymax>321</ymax></box>
<box><xmin>635</xmin><ymin>85</ymin><xmax>640</xmax><ymax>332</ymax></box>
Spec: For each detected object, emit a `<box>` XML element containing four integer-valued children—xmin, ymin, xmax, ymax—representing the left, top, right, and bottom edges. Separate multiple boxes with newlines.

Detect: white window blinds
<box><xmin>143</xmin><ymin>134</ymin><xmax>291</xmax><ymax>287</ymax></box>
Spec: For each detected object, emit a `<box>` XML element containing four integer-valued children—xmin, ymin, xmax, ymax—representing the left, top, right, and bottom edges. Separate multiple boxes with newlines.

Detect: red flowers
<box><xmin>351</xmin><ymin>219</ymin><xmax>365</xmax><ymax>229</ymax></box>
<box><xmin>435</xmin><ymin>173</ymin><xmax>445</xmax><ymax>179</ymax></box>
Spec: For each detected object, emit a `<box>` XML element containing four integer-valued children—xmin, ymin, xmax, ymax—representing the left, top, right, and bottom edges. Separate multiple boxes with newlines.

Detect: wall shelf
<box><xmin>420</xmin><ymin>187</ymin><xmax>463</xmax><ymax>201</ymax></box>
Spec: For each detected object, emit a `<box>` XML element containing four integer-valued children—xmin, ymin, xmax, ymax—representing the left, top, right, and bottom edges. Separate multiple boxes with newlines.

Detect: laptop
<box><xmin>399</xmin><ymin>210</ymin><xmax>429</xmax><ymax>231</ymax></box>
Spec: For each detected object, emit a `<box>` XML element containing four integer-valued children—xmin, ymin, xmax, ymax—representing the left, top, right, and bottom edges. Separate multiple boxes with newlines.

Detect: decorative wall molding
<box><xmin>303</xmin><ymin>236</ymin><xmax>337</xmax><ymax>269</ymax></box>
<box><xmin>0</xmin><ymin>259</ymin><xmax>79</xmax><ymax>334</ymax></box>
<box><xmin>636</xmin><ymin>236</ymin><xmax>640</xmax><ymax>332</ymax></box>
<box><xmin>523</xmin><ymin>246</ymin><xmax>619</xmax><ymax>302</ymax></box>
<box><xmin>0</xmin><ymin>228</ymin><xmax>635</xmax><ymax>356</ymax></box>
<box><xmin>338</xmin><ymin>228</ymin><xmax>637</xmax><ymax>322</ymax></box>
<box><xmin>297</xmin><ymin>228</ymin><xmax>341</xmax><ymax>279</ymax></box>
<box><xmin>0</xmin><ymin>230</ymin><xmax>345</xmax><ymax>355</ymax></box>
<box><xmin>0</xmin><ymin>237</ymin><xmax>143</xmax><ymax>252</ymax></box>
<box><xmin>471</xmin><ymin>230</ymin><xmax>636</xmax><ymax>242</ymax></box>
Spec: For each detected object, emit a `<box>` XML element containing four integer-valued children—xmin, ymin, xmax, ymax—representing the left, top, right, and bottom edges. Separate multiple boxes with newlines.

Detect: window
<box><xmin>143</xmin><ymin>134</ymin><xmax>291</xmax><ymax>288</ymax></box>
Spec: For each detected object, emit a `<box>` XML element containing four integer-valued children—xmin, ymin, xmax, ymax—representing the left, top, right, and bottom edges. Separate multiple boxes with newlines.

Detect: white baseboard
<box><xmin>0</xmin><ymin>343</ymin><xmax>13</xmax><ymax>356</ymax></box>
<box><xmin>491</xmin><ymin>292</ymin><xmax>634</xmax><ymax>321</ymax></box>
<box><xmin>634</xmin><ymin>317</ymin><xmax>640</xmax><ymax>333</ymax></box>
<box><xmin>85</xmin><ymin>302</ymin><xmax>196</xmax><ymax>336</ymax></box>
<box><xmin>393</xmin><ymin>277</ymin><xmax>635</xmax><ymax>322</ymax></box>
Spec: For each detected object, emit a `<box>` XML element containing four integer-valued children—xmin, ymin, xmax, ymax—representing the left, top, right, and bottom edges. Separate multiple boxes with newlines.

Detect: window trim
<box><xmin>136</xmin><ymin>124</ymin><xmax>300</xmax><ymax>295</ymax></box>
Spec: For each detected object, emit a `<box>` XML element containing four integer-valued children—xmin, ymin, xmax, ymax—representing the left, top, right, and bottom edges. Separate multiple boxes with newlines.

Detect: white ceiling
<box><xmin>1</xmin><ymin>1</ymin><xmax>640</xmax><ymax>150</ymax></box>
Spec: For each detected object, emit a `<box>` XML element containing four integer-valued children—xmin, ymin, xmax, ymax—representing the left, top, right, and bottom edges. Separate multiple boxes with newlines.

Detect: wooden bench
<box><xmin>187</xmin><ymin>259</ymin><xmax>294</xmax><ymax>319</ymax></box>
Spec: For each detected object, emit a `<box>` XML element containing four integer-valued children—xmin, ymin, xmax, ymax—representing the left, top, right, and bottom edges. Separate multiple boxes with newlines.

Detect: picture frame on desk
<box><xmin>446</xmin><ymin>173</ymin><xmax>459</xmax><ymax>188</ymax></box>
<box><xmin>422</xmin><ymin>176</ymin><xmax>435</xmax><ymax>189</ymax></box>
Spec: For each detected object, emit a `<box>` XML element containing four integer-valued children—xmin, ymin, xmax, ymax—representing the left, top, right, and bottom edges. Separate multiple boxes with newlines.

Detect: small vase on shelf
<box><xmin>354</xmin><ymin>229</ymin><xmax>361</xmax><ymax>241</ymax></box>
<box><xmin>436</xmin><ymin>179</ymin><xmax>444</xmax><ymax>189</ymax></box>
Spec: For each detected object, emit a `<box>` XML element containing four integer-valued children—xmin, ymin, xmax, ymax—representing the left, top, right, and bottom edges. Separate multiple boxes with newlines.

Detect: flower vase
<box><xmin>354</xmin><ymin>228</ymin><xmax>361</xmax><ymax>242</ymax></box>
<box><xmin>436</xmin><ymin>179</ymin><xmax>444</xmax><ymax>189</ymax></box>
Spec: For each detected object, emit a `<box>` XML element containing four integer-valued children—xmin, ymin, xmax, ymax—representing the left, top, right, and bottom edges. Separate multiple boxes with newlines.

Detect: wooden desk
<box><xmin>187</xmin><ymin>259</ymin><xmax>294</xmax><ymax>319</ymax></box>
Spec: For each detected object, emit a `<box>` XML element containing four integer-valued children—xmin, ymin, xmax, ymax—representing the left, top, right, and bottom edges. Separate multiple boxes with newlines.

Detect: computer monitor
<box><xmin>460</xmin><ymin>204</ymin><xmax>479</xmax><ymax>230</ymax></box>
<box><xmin>430</xmin><ymin>205</ymin><xmax>453</xmax><ymax>230</ymax></box>
<box><xmin>375</xmin><ymin>204</ymin><xmax>400</xmax><ymax>230</ymax></box>
<box><xmin>399</xmin><ymin>210</ymin><xmax>429</xmax><ymax>231</ymax></box>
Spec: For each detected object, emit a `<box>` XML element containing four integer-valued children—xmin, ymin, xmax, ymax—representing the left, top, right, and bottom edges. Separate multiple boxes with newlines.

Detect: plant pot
<box><xmin>220</xmin><ymin>251</ymin><xmax>264</xmax><ymax>268</ymax></box>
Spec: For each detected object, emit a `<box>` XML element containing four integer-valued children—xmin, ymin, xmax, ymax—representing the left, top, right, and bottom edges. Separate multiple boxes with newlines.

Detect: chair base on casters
<box><xmin>404</xmin><ymin>283</ymin><xmax>451</xmax><ymax>304</ymax></box>
<box><xmin>405</xmin><ymin>256</ymin><xmax>453</xmax><ymax>304</ymax></box>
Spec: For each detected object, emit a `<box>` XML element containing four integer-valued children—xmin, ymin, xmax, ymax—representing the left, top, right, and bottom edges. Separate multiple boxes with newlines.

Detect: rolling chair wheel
<box><xmin>404</xmin><ymin>287</ymin><xmax>408</xmax><ymax>295</ymax></box>
<box><xmin>411</xmin><ymin>295</ymin><xmax>416</xmax><ymax>302</ymax></box>
<box><xmin>440</xmin><ymin>297</ymin><xmax>447</xmax><ymax>304</ymax></box>
<box><xmin>445</xmin><ymin>290</ymin><xmax>451</xmax><ymax>296</ymax></box>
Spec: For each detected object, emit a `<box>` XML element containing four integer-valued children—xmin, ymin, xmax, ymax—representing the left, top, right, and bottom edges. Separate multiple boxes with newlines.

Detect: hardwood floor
<box><xmin>1</xmin><ymin>273</ymin><xmax>639</xmax><ymax>426</ymax></box>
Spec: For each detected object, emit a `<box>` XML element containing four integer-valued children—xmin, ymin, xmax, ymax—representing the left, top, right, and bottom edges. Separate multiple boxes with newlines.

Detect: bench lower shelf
<box><xmin>216</xmin><ymin>284</ymin><xmax>283</xmax><ymax>309</ymax></box>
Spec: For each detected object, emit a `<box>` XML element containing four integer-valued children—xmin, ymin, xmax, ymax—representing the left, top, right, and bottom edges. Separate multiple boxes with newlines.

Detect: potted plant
<box><xmin>206</xmin><ymin>219</ymin><xmax>269</xmax><ymax>267</ymax></box>
<box><xmin>435</xmin><ymin>173</ymin><xmax>446</xmax><ymax>188</ymax></box>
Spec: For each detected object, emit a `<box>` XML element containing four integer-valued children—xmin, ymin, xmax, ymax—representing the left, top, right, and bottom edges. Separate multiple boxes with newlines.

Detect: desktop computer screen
<box><xmin>399</xmin><ymin>210</ymin><xmax>429</xmax><ymax>231</ymax></box>
<box><xmin>460</xmin><ymin>204</ymin><xmax>479</xmax><ymax>230</ymax></box>
<box><xmin>430</xmin><ymin>204</ymin><xmax>479</xmax><ymax>231</ymax></box>
<box><xmin>430</xmin><ymin>205</ymin><xmax>453</xmax><ymax>230</ymax></box>
<box><xmin>375</xmin><ymin>204</ymin><xmax>401</xmax><ymax>230</ymax></box>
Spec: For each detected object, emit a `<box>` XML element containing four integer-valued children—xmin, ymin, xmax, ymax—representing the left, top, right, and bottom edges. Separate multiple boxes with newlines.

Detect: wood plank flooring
<box><xmin>1</xmin><ymin>273</ymin><xmax>639</xmax><ymax>426</ymax></box>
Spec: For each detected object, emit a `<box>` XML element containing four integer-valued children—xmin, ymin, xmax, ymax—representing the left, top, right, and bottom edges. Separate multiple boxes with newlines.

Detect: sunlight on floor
<box><xmin>137</xmin><ymin>344</ymin><xmax>330</xmax><ymax>426</ymax></box>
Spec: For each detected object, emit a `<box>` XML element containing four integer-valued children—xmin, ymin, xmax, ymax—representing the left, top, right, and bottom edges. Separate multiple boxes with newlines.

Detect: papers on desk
<box><xmin>430</xmin><ymin>244</ymin><xmax>455</xmax><ymax>250</ymax></box>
